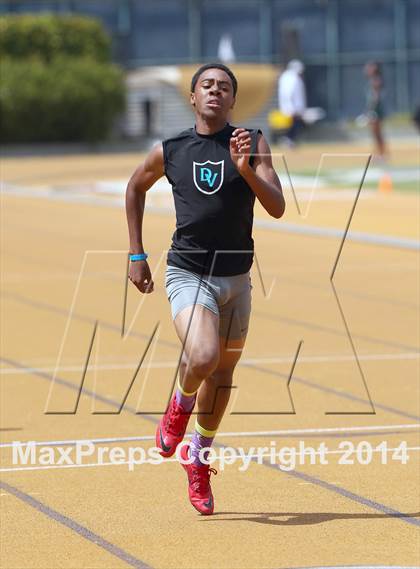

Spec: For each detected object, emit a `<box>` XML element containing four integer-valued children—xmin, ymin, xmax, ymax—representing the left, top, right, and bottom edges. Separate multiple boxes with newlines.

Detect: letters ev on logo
<box><xmin>193</xmin><ymin>160</ymin><xmax>224</xmax><ymax>195</ymax></box>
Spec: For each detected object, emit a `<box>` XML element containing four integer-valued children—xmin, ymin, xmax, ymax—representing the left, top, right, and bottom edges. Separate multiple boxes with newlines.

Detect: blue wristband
<box><xmin>129</xmin><ymin>253</ymin><xmax>148</xmax><ymax>262</ymax></box>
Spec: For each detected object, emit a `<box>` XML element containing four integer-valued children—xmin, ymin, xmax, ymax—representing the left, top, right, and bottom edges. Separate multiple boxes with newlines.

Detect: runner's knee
<box><xmin>187</xmin><ymin>349</ymin><xmax>219</xmax><ymax>380</ymax></box>
<box><xmin>210</xmin><ymin>369</ymin><xmax>234</xmax><ymax>386</ymax></box>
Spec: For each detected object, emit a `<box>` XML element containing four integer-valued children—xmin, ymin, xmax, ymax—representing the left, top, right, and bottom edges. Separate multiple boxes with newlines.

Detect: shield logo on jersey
<box><xmin>193</xmin><ymin>160</ymin><xmax>224</xmax><ymax>195</ymax></box>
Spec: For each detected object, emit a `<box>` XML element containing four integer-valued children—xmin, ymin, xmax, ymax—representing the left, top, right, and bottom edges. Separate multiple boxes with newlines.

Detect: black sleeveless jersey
<box><xmin>162</xmin><ymin>123</ymin><xmax>261</xmax><ymax>276</ymax></box>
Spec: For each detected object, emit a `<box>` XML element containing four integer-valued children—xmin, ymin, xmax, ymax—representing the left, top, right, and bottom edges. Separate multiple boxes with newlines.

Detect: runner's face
<box><xmin>191</xmin><ymin>69</ymin><xmax>235</xmax><ymax>119</ymax></box>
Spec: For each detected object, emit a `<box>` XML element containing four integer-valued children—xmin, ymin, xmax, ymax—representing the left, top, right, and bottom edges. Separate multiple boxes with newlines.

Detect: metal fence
<box><xmin>1</xmin><ymin>0</ymin><xmax>419</xmax><ymax>118</ymax></box>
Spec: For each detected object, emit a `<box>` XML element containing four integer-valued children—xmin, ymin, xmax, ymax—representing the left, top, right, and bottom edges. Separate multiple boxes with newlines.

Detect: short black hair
<box><xmin>191</xmin><ymin>63</ymin><xmax>238</xmax><ymax>96</ymax></box>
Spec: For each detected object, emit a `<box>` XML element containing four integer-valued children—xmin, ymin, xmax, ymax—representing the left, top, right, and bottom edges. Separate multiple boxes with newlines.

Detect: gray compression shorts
<box><xmin>165</xmin><ymin>265</ymin><xmax>252</xmax><ymax>340</ymax></box>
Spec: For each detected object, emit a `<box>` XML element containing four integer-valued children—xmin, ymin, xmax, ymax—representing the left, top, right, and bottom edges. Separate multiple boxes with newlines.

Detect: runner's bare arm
<box><xmin>126</xmin><ymin>144</ymin><xmax>165</xmax><ymax>254</ymax></box>
<box><xmin>231</xmin><ymin>130</ymin><xmax>285</xmax><ymax>219</ymax></box>
<box><xmin>125</xmin><ymin>143</ymin><xmax>164</xmax><ymax>293</ymax></box>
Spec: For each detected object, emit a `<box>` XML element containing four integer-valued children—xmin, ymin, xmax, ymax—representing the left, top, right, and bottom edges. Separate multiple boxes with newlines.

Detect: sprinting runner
<box><xmin>125</xmin><ymin>63</ymin><xmax>285</xmax><ymax>515</ymax></box>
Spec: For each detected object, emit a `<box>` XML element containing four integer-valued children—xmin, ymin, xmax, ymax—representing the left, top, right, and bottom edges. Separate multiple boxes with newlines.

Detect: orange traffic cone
<box><xmin>378</xmin><ymin>172</ymin><xmax>393</xmax><ymax>193</ymax></box>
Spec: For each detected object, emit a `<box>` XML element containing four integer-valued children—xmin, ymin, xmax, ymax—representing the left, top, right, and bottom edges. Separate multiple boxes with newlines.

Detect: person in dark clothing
<box><xmin>413</xmin><ymin>104</ymin><xmax>420</xmax><ymax>133</ymax></box>
<box><xmin>125</xmin><ymin>63</ymin><xmax>285</xmax><ymax>515</ymax></box>
<box><xmin>364</xmin><ymin>61</ymin><xmax>387</xmax><ymax>159</ymax></box>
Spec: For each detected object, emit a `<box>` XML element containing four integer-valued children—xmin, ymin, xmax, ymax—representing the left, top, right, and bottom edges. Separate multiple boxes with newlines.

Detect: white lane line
<box><xmin>1</xmin><ymin>423</ymin><xmax>419</xmax><ymax>449</ymax></box>
<box><xmin>254</xmin><ymin>218</ymin><xmax>420</xmax><ymax>251</ymax></box>
<box><xmin>242</xmin><ymin>352</ymin><xmax>420</xmax><ymax>364</ymax></box>
<box><xmin>213</xmin><ymin>423</ymin><xmax>420</xmax><ymax>437</ymax></box>
<box><xmin>0</xmin><ymin>461</ymin><xmax>122</xmax><ymax>473</ymax></box>
<box><xmin>290</xmin><ymin>566</ymin><xmax>420</xmax><ymax>569</ymax></box>
<box><xmin>3</xmin><ymin>182</ymin><xmax>419</xmax><ymax>250</ymax></box>
<box><xmin>1</xmin><ymin>351</ymin><xmax>419</xmax><ymax>375</ymax></box>
<box><xmin>1</xmin><ymin>446</ymin><xmax>419</xmax><ymax>473</ymax></box>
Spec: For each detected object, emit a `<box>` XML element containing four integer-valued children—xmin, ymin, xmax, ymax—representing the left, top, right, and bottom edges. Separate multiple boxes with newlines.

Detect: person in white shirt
<box><xmin>278</xmin><ymin>59</ymin><xmax>307</xmax><ymax>145</ymax></box>
<box><xmin>217</xmin><ymin>33</ymin><xmax>236</xmax><ymax>63</ymax></box>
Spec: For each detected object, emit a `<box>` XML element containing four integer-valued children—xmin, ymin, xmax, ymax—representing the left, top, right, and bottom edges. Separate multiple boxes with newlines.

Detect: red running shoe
<box><xmin>155</xmin><ymin>394</ymin><xmax>192</xmax><ymax>457</ymax></box>
<box><xmin>179</xmin><ymin>443</ymin><xmax>217</xmax><ymax>515</ymax></box>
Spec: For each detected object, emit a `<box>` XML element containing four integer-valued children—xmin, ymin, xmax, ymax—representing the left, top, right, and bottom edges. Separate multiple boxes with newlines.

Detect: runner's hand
<box><xmin>230</xmin><ymin>128</ymin><xmax>252</xmax><ymax>174</ymax></box>
<box><xmin>128</xmin><ymin>260</ymin><xmax>154</xmax><ymax>294</ymax></box>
